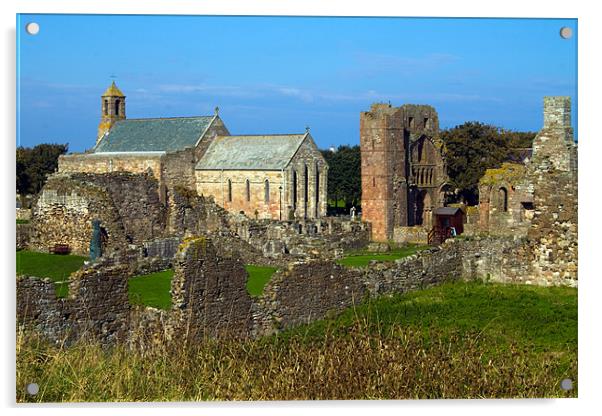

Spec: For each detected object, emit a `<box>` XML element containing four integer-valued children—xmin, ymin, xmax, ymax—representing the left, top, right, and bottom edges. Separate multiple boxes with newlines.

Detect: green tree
<box><xmin>321</xmin><ymin>145</ymin><xmax>361</xmax><ymax>211</ymax></box>
<box><xmin>440</xmin><ymin>123</ymin><xmax>535</xmax><ymax>205</ymax></box>
<box><xmin>16</xmin><ymin>143</ymin><xmax>68</xmax><ymax>198</ymax></box>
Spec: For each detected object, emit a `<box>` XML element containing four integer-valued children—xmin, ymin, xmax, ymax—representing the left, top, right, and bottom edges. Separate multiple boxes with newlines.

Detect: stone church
<box><xmin>59</xmin><ymin>82</ymin><xmax>328</xmax><ymax>220</ymax></box>
<box><xmin>360</xmin><ymin>103</ymin><xmax>450</xmax><ymax>242</ymax></box>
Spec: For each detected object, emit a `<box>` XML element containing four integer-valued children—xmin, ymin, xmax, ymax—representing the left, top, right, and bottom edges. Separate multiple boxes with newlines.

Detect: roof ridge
<box><xmin>221</xmin><ymin>133</ymin><xmax>305</xmax><ymax>137</ymax></box>
<box><xmin>119</xmin><ymin>115</ymin><xmax>214</xmax><ymax>122</ymax></box>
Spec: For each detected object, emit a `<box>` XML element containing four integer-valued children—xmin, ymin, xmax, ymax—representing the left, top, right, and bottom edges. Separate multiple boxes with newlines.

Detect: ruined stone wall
<box><xmin>526</xmin><ymin>168</ymin><xmax>578</xmax><ymax>285</ymax></box>
<box><xmin>167</xmin><ymin>186</ymin><xmax>231</xmax><ymax>236</ymax></box>
<box><xmin>29</xmin><ymin>172</ymin><xmax>167</xmax><ymax>255</ymax></box>
<box><xmin>360</xmin><ymin>103</ymin><xmax>446</xmax><ymax>242</ymax></box>
<box><xmin>254</xmin><ymin>262</ymin><xmax>366</xmax><ymax>335</ymax></box>
<box><xmin>19</xmin><ymin>232</ymin><xmax>577</xmax><ymax>348</ymax></box>
<box><xmin>535</xmin><ymin>97</ymin><xmax>576</xmax><ymax>172</ymax></box>
<box><xmin>17</xmin><ymin>263</ymin><xmax>131</xmax><ymax>345</ymax></box>
<box><xmin>71</xmin><ymin>172</ymin><xmax>168</xmax><ymax>243</ymax></box>
<box><xmin>29</xmin><ymin>175</ymin><xmax>128</xmax><ymax>255</ymax></box>
<box><xmin>478</xmin><ymin>163</ymin><xmax>533</xmax><ymax>236</ymax></box>
<box><xmin>360</xmin><ymin>104</ymin><xmax>403</xmax><ymax>242</ymax></box>
<box><xmin>254</xmin><ymin>240</ymin><xmax>463</xmax><ymax>336</ymax></box>
<box><xmin>170</xmin><ymin>237</ymin><xmax>253</xmax><ymax>339</ymax></box>
<box><xmin>234</xmin><ymin>217</ymin><xmax>370</xmax><ymax>261</ymax></box>
<box><xmin>392</xmin><ymin>225</ymin><xmax>428</xmax><ymax>244</ymax></box>
<box><xmin>16</xmin><ymin>223</ymin><xmax>31</xmax><ymax>250</ymax></box>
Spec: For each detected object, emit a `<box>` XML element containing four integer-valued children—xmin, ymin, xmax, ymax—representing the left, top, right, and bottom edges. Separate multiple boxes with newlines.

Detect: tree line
<box><xmin>17</xmin><ymin>143</ymin><xmax>68</xmax><ymax>202</ymax></box>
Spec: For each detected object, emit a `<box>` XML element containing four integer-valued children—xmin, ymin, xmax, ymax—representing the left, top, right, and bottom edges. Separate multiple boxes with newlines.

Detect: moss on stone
<box><xmin>479</xmin><ymin>162</ymin><xmax>526</xmax><ymax>186</ymax></box>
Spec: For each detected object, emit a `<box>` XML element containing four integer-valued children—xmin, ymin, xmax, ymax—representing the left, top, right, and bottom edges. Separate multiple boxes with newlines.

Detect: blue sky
<box><xmin>17</xmin><ymin>14</ymin><xmax>577</xmax><ymax>152</ymax></box>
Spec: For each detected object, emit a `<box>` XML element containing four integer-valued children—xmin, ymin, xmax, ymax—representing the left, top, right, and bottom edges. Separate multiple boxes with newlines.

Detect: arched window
<box><xmin>115</xmin><ymin>99</ymin><xmax>120</xmax><ymax>116</ymax></box>
<box><xmin>103</xmin><ymin>99</ymin><xmax>108</xmax><ymax>116</ymax></box>
<box><xmin>292</xmin><ymin>170</ymin><xmax>298</xmax><ymax>210</ymax></box>
<box><xmin>227</xmin><ymin>179</ymin><xmax>232</xmax><ymax>202</ymax></box>
<box><xmin>246</xmin><ymin>179</ymin><xmax>251</xmax><ymax>202</ymax></box>
<box><xmin>499</xmin><ymin>187</ymin><xmax>508</xmax><ymax>212</ymax></box>
<box><xmin>264</xmin><ymin>179</ymin><xmax>270</xmax><ymax>203</ymax></box>
<box><xmin>303</xmin><ymin>165</ymin><xmax>309</xmax><ymax>215</ymax></box>
<box><xmin>315</xmin><ymin>162</ymin><xmax>320</xmax><ymax>217</ymax></box>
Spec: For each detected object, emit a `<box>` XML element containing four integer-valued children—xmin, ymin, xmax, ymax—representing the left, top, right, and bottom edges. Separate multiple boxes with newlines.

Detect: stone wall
<box><xmin>162</xmin><ymin>148</ymin><xmax>197</xmax><ymax>192</ymax></box>
<box><xmin>476</xmin><ymin>96</ymin><xmax>578</xmax><ymax>286</ymax></box>
<box><xmin>16</xmin><ymin>223</ymin><xmax>31</xmax><ymax>250</ymax></box>
<box><xmin>234</xmin><ymin>217</ymin><xmax>370</xmax><ymax>261</ymax></box>
<box><xmin>196</xmin><ymin>170</ymin><xmax>286</xmax><ymax>220</ymax></box>
<box><xmin>254</xmin><ymin>261</ymin><xmax>366</xmax><ymax>335</ymax></box>
<box><xmin>29</xmin><ymin>174</ymin><xmax>128</xmax><ymax>255</ymax></box>
<box><xmin>29</xmin><ymin>172</ymin><xmax>167</xmax><ymax>255</ymax></box>
<box><xmin>526</xmin><ymin>168</ymin><xmax>578</xmax><ymax>285</ymax></box>
<box><xmin>167</xmin><ymin>186</ymin><xmax>231</xmax><ymax>236</ymax></box>
<box><xmin>18</xmin><ymin>232</ymin><xmax>576</xmax><ymax>348</ymax></box>
<box><xmin>393</xmin><ymin>225</ymin><xmax>428</xmax><ymax>244</ymax></box>
<box><xmin>478</xmin><ymin>163</ymin><xmax>533</xmax><ymax>236</ymax></box>
<box><xmin>17</xmin><ymin>263</ymin><xmax>131</xmax><ymax>345</ymax></box>
<box><xmin>170</xmin><ymin>237</ymin><xmax>254</xmax><ymax>339</ymax></box>
<box><xmin>59</xmin><ymin>153</ymin><xmax>163</xmax><ymax>180</ymax></box>
<box><xmin>360</xmin><ymin>102</ymin><xmax>447</xmax><ymax>242</ymax></box>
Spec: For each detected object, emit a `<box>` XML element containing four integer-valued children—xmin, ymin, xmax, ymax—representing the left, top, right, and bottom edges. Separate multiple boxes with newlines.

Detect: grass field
<box><xmin>16</xmin><ymin>250</ymin><xmax>87</xmax><ymax>297</ymax></box>
<box><xmin>245</xmin><ymin>265</ymin><xmax>278</xmax><ymax>297</ymax></box>
<box><xmin>336</xmin><ymin>244</ymin><xmax>429</xmax><ymax>268</ymax></box>
<box><xmin>128</xmin><ymin>269</ymin><xmax>175</xmax><ymax>310</ymax></box>
<box><xmin>127</xmin><ymin>265</ymin><xmax>277</xmax><ymax>309</ymax></box>
<box><xmin>16</xmin><ymin>280</ymin><xmax>577</xmax><ymax>401</ymax></box>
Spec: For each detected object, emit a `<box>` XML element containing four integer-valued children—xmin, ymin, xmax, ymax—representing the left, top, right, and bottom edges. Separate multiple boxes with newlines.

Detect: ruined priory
<box><xmin>17</xmin><ymin>84</ymin><xmax>578</xmax><ymax>346</ymax></box>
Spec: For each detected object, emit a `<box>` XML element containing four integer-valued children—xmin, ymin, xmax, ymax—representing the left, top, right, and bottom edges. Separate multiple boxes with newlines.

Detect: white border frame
<box><xmin>3</xmin><ymin>1</ymin><xmax>599</xmax><ymax>415</ymax></box>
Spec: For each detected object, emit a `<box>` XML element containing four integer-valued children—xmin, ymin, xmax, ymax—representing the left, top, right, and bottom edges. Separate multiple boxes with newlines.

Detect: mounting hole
<box><xmin>25</xmin><ymin>22</ymin><xmax>40</xmax><ymax>35</ymax></box>
<box><xmin>559</xmin><ymin>27</ymin><xmax>572</xmax><ymax>39</ymax></box>
<box><xmin>26</xmin><ymin>383</ymin><xmax>39</xmax><ymax>395</ymax></box>
<box><xmin>560</xmin><ymin>378</ymin><xmax>573</xmax><ymax>391</ymax></box>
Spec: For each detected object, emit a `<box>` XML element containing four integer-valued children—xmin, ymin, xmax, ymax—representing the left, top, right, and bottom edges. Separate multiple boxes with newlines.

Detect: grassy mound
<box><xmin>16</xmin><ymin>281</ymin><xmax>577</xmax><ymax>401</ymax></box>
<box><xmin>16</xmin><ymin>250</ymin><xmax>87</xmax><ymax>297</ymax></box>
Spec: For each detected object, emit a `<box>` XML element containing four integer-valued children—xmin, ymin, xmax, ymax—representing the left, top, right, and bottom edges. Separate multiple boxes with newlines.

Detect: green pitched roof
<box><xmin>94</xmin><ymin>116</ymin><xmax>215</xmax><ymax>153</ymax></box>
<box><xmin>196</xmin><ymin>134</ymin><xmax>307</xmax><ymax>170</ymax></box>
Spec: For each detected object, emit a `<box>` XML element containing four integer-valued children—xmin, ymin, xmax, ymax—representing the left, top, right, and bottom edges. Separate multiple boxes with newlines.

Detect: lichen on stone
<box><xmin>479</xmin><ymin>162</ymin><xmax>526</xmax><ymax>186</ymax></box>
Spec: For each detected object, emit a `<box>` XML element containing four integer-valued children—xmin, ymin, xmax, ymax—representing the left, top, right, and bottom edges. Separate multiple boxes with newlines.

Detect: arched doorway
<box><xmin>415</xmin><ymin>191</ymin><xmax>432</xmax><ymax>227</ymax></box>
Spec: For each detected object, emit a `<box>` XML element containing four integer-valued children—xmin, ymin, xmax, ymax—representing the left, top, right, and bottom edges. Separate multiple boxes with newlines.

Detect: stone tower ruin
<box><xmin>360</xmin><ymin>103</ymin><xmax>449</xmax><ymax>242</ymax></box>
<box><xmin>97</xmin><ymin>81</ymin><xmax>126</xmax><ymax>144</ymax></box>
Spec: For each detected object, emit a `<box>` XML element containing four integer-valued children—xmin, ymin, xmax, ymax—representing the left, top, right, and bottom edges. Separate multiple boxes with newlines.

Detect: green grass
<box><xmin>16</xmin><ymin>219</ymin><xmax>30</xmax><ymax>224</ymax></box>
<box><xmin>17</xmin><ymin>280</ymin><xmax>577</xmax><ymax>401</ymax></box>
<box><xmin>128</xmin><ymin>269</ymin><xmax>175</xmax><ymax>310</ymax></box>
<box><xmin>16</xmin><ymin>250</ymin><xmax>87</xmax><ymax>297</ymax></box>
<box><xmin>336</xmin><ymin>244</ymin><xmax>429</xmax><ymax>268</ymax></box>
<box><xmin>286</xmin><ymin>280</ymin><xmax>577</xmax><ymax>357</ymax></box>
<box><xmin>245</xmin><ymin>265</ymin><xmax>278</xmax><ymax>297</ymax></box>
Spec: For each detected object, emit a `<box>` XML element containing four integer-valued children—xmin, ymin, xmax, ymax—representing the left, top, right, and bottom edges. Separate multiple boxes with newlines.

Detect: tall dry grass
<box><xmin>16</xmin><ymin>319</ymin><xmax>576</xmax><ymax>402</ymax></box>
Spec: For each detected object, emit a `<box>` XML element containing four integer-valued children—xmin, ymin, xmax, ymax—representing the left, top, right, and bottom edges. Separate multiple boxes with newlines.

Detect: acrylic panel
<box><xmin>16</xmin><ymin>14</ymin><xmax>578</xmax><ymax>402</ymax></box>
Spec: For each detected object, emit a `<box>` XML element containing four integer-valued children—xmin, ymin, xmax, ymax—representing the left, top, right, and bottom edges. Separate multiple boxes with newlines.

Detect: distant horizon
<box><xmin>17</xmin><ymin>15</ymin><xmax>577</xmax><ymax>152</ymax></box>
